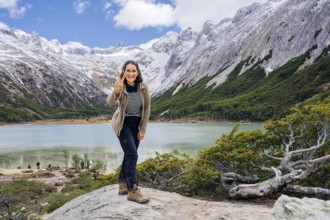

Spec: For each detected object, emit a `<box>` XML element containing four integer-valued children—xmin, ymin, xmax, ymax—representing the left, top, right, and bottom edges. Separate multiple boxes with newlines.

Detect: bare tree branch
<box><xmin>222</xmin><ymin>172</ymin><xmax>259</xmax><ymax>183</ymax></box>
<box><xmin>227</xmin><ymin>108</ymin><xmax>330</xmax><ymax>199</ymax></box>
<box><xmin>310</xmin><ymin>154</ymin><xmax>330</xmax><ymax>164</ymax></box>
<box><xmin>283</xmin><ymin>123</ymin><xmax>295</xmax><ymax>153</ymax></box>
<box><xmin>283</xmin><ymin>185</ymin><xmax>330</xmax><ymax>196</ymax></box>
<box><xmin>250</xmin><ymin>162</ymin><xmax>275</xmax><ymax>173</ymax></box>
<box><xmin>221</xmin><ymin>172</ymin><xmax>259</xmax><ymax>191</ymax></box>
<box><xmin>290</xmin><ymin>160</ymin><xmax>309</xmax><ymax>170</ymax></box>
<box><xmin>290</xmin><ymin>127</ymin><xmax>328</xmax><ymax>157</ymax></box>
<box><xmin>264</xmin><ymin>153</ymin><xmax>282</xmax><ymax>161</ymax></box>
<box><xmin>271</xmin><ymin>167</ymin><xmax>282</xmax><ymax>178</ymax></box>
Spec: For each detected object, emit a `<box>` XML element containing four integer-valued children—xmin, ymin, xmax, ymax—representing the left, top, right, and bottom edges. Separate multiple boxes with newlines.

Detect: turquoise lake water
<box><xmin>0</xmin><ymin>123</ymin><xmax>263</xmax><ymax>170</ymax></box>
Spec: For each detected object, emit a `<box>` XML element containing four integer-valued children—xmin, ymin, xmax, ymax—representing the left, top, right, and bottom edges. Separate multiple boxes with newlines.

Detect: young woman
<box><xmin>107</xmin><ymin>60</ymin><xmax>151</xmax><ymax>204</ymax></box>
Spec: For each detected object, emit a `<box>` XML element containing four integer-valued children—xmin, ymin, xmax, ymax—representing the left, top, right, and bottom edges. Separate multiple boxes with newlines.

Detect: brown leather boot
<box><xmin>127</xmin><ymin>185</ymin><xmax>150</xmax><ymax>204</ymax></box>
<box><xmin>118</xmin><ymin>181</ymin><xmax>128</xmax><ymax>195</ymax></box>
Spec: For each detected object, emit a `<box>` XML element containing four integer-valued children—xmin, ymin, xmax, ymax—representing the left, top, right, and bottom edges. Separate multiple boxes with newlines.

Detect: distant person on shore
<box><xmin>107</xmin><ymin>60</ymin><xmax>151</xmax><ymax>204</ymax></box>
<box><xmin>36</xmin><ymin>161</ymin><xmax>40</xmax><ymax>169</ymax></box>
<box><xmin>28</xmin><ymin>165</ymin><xmax>31</xmax><ymax>169</ymax></box>
<box><xmin>80</xmin><ymin>160</ymin><xmax>85</xmax><ymax>170</ymax></box>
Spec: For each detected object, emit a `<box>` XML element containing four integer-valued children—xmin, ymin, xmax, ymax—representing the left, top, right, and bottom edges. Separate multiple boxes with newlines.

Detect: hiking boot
<box><xmin>127</xmin><ymin>185</ymin><xmax>150</xmax><ymax>204</ymax></box>
<box><xmin>118</xmin><ymin>181</ymin><xmax>128</xmax><ymax>195</ymax></box>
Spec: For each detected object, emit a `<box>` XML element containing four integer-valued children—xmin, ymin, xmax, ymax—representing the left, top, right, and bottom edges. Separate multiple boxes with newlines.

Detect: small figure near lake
<box><xmin>36</xmin><ymin>161</ymin><xmax>41</xmax><ymax>169</ymax></box>
<box><xmin>80</xmin><ymin>160</ymin><xmax>85</xmax><ymax>170</ymax></box>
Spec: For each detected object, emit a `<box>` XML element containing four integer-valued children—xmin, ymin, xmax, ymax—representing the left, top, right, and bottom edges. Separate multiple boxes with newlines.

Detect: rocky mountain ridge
<box><xmin>160</xmin><ymin>0</ymin><xmax>330</xmax><ymax>95</ymax></box>
<box><xmin>0</xmin><ymin>0</ymin><xmax>329</xmax><ymax>121</ymax></box>
<box><xmin>0</xmin><ymin>29</ymin><xmax>106</xmax><ymax>110</ymax></box>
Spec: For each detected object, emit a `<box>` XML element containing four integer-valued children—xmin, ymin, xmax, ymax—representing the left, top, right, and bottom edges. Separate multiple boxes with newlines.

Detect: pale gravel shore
<box><xmin>0</xmin><ymin>168</ymin><xmax>114</xmax><ymax>176</ymax></box>
<box><xmin>0</xmin><ymin>168</ymin><xmax>114</xmax><ymax>184</ymax></box>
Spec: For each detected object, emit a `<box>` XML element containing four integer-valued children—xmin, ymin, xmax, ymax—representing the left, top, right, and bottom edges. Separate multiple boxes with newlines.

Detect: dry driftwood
<box><xmin>227</xmin><ymin>123</ymin><xmax>330</xmax><ymax>199</ymax></box>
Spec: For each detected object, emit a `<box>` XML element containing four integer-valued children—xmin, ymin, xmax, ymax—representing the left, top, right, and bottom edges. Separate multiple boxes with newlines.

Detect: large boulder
<box><xmin>272</xmin><ymin>195</ymin><xmax>330</xmax><ymax>220</ymax></box>
<box><xmin>45</xmin><ymin>185</ymin><xmax>271</xmax><ymax>220</ymax></box>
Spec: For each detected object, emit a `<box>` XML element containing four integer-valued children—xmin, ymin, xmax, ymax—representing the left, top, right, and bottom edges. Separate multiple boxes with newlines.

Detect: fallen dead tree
<box><xmin>221</xmin><ymin>100</ymin><xmax>330</xmax><ymax>199</ymax></box>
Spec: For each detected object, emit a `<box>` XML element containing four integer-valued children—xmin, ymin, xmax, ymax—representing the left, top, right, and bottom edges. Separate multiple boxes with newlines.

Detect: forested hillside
<box><xmin>151</xmin><ymin>45</ymin><xmax>330</xmax><ymax>121</ymax></box>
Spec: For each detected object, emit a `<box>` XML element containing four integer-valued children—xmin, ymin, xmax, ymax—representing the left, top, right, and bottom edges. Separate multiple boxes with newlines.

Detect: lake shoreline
<box><xmin>0</xmin><ymin>117</ymin><xmax>264</xmax><ymax>126</ymax></box>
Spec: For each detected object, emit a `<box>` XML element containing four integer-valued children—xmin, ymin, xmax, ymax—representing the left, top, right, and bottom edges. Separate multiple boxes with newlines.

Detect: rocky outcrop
<box><xmin>159</xmin><ymin>0</ymin><xmax>330</xmax><ymax>94</ymax></box>
<box><xmin>272</xmin><ymin>195</ymin><xmax>330</xmax><ymax>220</ymax></box>
<box><xmin>0</xmin><ymin>29</ymin><xmax>108</xmax><ymax>109</ymax></box>
<box><xmin>45</xmin><ymin>185</ymin><xmax>272</xmax><ymax>220</ymax></box>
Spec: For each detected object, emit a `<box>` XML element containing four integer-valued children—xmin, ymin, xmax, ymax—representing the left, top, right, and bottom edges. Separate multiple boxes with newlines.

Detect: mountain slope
<box><xmin>151</xmin><ymin>46</ymin><xmax>330</xmax><ymax>121</ymax></box>
<box><xmin>156</xmin><ymin>0</ymin><xmax>330</xmax><ymax>96</ymax></box>
<box><xmin>0</xmin><ymin>0</ymin><xmax>329</xmax><ymax>123</ymax></box>
<box><xmin>0</xmin><ymin>29</ymin><xmax>109</xmax><ymax>122</ymax></box>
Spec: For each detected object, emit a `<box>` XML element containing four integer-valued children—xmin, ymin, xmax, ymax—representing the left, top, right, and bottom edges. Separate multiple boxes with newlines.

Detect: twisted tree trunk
<box><xmin>227</xmin><ymin>124</ymin><xmax>330</xmax><ymax>199</ymax></box>
<box><xmin>283</xmin><ymin>185</ymin><xmax>330</xmax><ymax>196</ymax></box>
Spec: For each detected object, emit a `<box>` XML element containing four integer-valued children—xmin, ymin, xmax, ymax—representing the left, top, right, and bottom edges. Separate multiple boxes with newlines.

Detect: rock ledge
<box><xmin>45</xmin><ymin>185</ymin><xmax>272</xmax><ymax>220</ymax></box>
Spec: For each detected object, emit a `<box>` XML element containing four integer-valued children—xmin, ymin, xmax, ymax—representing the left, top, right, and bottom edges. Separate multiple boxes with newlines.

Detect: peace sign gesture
<box><xmin>114</xmin><ymin>71</ymin><xmax>124</xmax><ymax>96</ymax></box>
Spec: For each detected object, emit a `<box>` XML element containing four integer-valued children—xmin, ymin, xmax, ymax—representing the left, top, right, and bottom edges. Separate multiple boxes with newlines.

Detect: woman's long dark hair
<box><xmin>121</xmin><ymin>60</ymin><xmax>143</xmax><ymax>84</ymax></box>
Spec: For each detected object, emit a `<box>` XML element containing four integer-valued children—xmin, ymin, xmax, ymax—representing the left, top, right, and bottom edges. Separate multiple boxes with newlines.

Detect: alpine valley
<box><xmin>0</xmin><ymin>0</ymin><xmax>329</xmax><ymax>122</ymax></box>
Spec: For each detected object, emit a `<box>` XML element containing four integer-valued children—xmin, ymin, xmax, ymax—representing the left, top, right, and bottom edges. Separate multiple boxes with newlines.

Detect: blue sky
<box><xmin>0</xmin><ymin>0</ymin><xmax>268</xmax><ymax>48</ymax></box>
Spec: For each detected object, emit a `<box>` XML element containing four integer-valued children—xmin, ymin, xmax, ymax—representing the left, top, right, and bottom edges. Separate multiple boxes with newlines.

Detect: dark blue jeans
<box><xmin>118</xmin><ymin>116</ymin><xmax>141</xmax><ymax>190</ymax></box>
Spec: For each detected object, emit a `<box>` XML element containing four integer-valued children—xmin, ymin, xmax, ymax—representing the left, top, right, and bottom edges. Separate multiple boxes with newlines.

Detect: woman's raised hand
<box><xmin>114</xmin><ymin>71</ymin><xmax>124</xmax><ymax>96</ymax></box>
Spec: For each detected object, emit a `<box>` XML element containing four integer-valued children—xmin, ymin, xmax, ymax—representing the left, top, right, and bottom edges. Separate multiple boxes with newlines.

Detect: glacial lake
<box><xmin>0</xmin><ymin>123</ymin><xmax>263</xmax><ymax>170</ymax></box>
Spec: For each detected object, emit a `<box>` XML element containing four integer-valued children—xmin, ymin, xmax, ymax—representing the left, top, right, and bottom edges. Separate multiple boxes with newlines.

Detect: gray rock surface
<box><xmin>272</xmin><ymin>195</ymin><xmax>330</xmax><ymax>220</ymax></box>
<box><xmin>45</xmin><ymin>185</ymin><xmax>272</xmax><ymax>220</ymax></box>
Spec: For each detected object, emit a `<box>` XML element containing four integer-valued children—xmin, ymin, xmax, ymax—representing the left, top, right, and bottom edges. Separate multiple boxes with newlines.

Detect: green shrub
<box><xmin>71</xmin><ymin>154</ymin><xmax>81</xmax><ymax>172</ymax></box>
<box><xmin>182</xmin><ymin>160</ymin><xmax>222</xmax><ymax>197</ymax></box>
<box><xmin>71</xmin><ymin>172</ymin><xmax>93</xmax><ymax>190</ymax></box>
<box><xmin>93</xmin><ymin>172</ymin><xmax>118</xmax><ymax>189</ymax></box>
<box><xmin>0</xmin><ymin>180</ymin><xmax>56</xmax><ymax>217</ymax></box>
<box><xmin>90</xmin><ymin>159</ymin><xmax>106</xmax><ymax>180</ymax></box>
<box><xmin>136</xmin><ymin>150</ymin><xmax>192</xmax><ymax>192</ymax></box>
<box><xmin>46</xmin><ymin>193</ymin><xmax>67</xmax><ymax>213</ymax></box>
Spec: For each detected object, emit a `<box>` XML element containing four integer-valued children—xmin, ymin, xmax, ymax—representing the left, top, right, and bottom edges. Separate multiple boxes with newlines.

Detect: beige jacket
<box><xmin>107</xmin><ymin>82</ymin><xmax>150</xmax><ymax>136</ymax></box>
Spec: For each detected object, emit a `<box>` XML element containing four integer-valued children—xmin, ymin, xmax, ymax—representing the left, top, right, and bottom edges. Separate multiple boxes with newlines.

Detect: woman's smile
<box><xmin>124</xmin><ymin>64</ymin><xmax>138</xmax><ymax>86</ymax></box>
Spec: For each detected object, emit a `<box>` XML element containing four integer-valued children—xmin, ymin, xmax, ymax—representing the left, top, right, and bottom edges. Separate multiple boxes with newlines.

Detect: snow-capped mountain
<box><xmin>61</xmin><ymin>31</ymin><xmax>180</xmax><ymax>95</ymax></box>
<box><xmin>0</xmin><ymin>29</ymin><xmax>106</xmax><ymax>109</ymax></box>
<box><xmin>0</xmin><ymin>0</ymin><xmax>329</xmax><ymax>114</ymax></box>
<box><xmin>159</xmin><ymin>0</ymin><xmax>330</xmax><ymax>95</ymax></box>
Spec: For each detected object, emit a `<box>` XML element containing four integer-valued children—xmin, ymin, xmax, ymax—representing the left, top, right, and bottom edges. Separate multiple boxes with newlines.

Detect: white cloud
<box><xmin>0</xmin><ymin>21</ymin><xmax>9</xmax><ymax>29</ymax></box>
<box><xmin>73</xmin><ymin>0</ymin><xmax>90</xmax><ymax>14</ymax></box>
<box><xmin>113</xmin><ymin>0</ymin><xmax>270</xmax><ymax>31</ymax></box>
<box><xmin>173</xmin><ymin>0</ymin><xmax>269</xmax><ymax>31</ymax></box>
<box><xmin>114</xmin><ymin>0</ymin><xmax>175</xmax><ymax>30</ymax></box>
<box><xmin>102</xmin><ymin>2</ymin><xmax>112</xmax><ymax>11</ymax></box>
<box><xmin>113</xmin><ymin>0</ymin><xmax>129</xmax><ymax>7</ymax></box>
<box><xmin>0</xmin><ymin>0</ymin><xmax>17</xmax><ymax>8</ymax></box>
<box><xmin>101</xmin><ymin>1</ymin><xmax>114</xmax><ymax>20</ymax></box>
<box><xmin>0</xmin><ymin>0</ymin><xmax>31</xmax><ymax>18</ymax></box>
<box><xmin>9</xmin><ymin>4</ymin><xmax>31</xmax><ymax>18</ymax></box>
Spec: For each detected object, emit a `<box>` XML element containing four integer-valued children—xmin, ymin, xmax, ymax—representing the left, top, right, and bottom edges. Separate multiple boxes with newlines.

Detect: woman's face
<box><xmin>124</xmin><ymin>64</ymin><xmax>138</xmax><ymax>85</ymax></box>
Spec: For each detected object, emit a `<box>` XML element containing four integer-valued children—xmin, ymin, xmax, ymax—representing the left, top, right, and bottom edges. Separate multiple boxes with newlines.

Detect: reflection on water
<box><xmin>0</xmin><ymin>123</ymin><xmax>263</xmax><ymax>170</ymax></box>
<box><xmin>0</xmin><ymin>147</ymin><xmax>123</xmax><ymax>171</ymax></box>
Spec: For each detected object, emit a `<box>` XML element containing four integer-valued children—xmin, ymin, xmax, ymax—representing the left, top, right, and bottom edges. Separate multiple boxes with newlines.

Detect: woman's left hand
<box><xmin>138</xmin><ymin>132</ymin><xmax>145</xmax><ymax>140</ymax></box>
